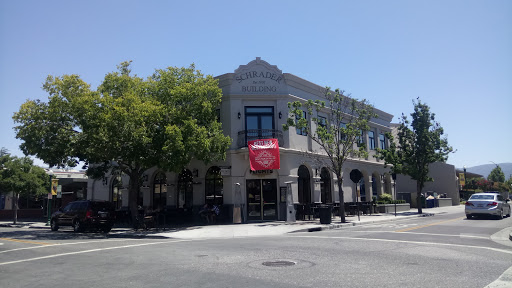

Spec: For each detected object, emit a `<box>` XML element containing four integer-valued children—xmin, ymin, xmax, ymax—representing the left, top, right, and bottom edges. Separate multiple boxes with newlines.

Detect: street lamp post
<box><xmin>46</xmin><ymin>171</ymin><xmax>54</xmax><ymax>226</ymax></box>
<box><xmin>463</xmin><ymin>166</ymin><xmax>467</xmax><ymax>200</ymax></box>
<box><xmin>392</xmin><ymin>173</ymin><xmax>397</xmax><ymax>217</ymax></box>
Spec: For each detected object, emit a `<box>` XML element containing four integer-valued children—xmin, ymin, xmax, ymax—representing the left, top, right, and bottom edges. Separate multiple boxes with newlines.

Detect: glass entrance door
<box><xmin>246</xmin><ymin>179</ymin><xmax>277</xmax><ymax>221</ymax></box>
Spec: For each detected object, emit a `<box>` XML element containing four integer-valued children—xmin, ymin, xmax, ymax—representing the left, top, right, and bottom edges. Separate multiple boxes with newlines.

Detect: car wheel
<box><xmin>506</xmin><ymin>207</ymin><xmax>511</xmax><ymax>218</ymax></box>
<box><xmin>50</xmin><ymin>219</ymin><xmax>59</xmax><ymax>231</ymax></box>
<box><xmin>102</xmin><ymin>226</ymin><xmax>112</xmax><ymax>233</ymax></box>
<box><xmin>496</xmin><ymin>210</ymin><xmax>503</xmax><ymax>220</ymax></box>
<box><xmin>466</xmin><ymin>214</ymin><xmax>472</xmax><ymax>219</ymax></box>
<box><xmin>73</xmin><ymin>220</ymin><xmax>82</xmax><ymax>232</ymax></box>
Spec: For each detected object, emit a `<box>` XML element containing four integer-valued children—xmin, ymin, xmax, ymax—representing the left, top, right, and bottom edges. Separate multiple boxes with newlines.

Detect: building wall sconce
<box><xmin>279</xmin><ymin>111</ymin><xmax>282</xmax><ymax>119</ymax></box>
<box><xmin>193</xmin><ymin>168</ymin><xmax>199</xmax><ymax>177</ymax></box>
<box><xmin>238</xmin><ymin>112</ymin><xmax>241</xmax><ymax>119</ymax></box>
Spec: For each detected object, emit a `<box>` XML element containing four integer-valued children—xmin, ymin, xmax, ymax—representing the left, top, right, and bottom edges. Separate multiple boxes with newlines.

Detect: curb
<box><xmin>0</xmin><ymin>223</ymin><xmax>50</xmax><ymax>229</ymax></box>
<box><xmin>294</xmin><ymin>213</ymin><xmax>436</xmax><ymax>233</ymax></box>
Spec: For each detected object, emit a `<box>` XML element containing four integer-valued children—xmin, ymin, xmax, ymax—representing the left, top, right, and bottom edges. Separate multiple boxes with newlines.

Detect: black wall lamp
<box><xmin>279</xmin><ymin>111</ymin><xmax>282</xmax><ymax>119</ymax></box>
<box><xmin>238</xmin><ymin>112</ymin><xmax>241</xmax><ymax>119</ymax></box>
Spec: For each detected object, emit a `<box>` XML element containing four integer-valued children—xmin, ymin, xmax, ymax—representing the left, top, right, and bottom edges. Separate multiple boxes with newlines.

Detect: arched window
<box><xmin>298</xmin><ymin>165</ymin><xmax>311</xmax><ymax>204</ymax></box>
<box><xmin>384</xmin><ymin>176</ymin><xmax>390</xmax><ymax>194</ymax></box>
<box><xmin>111</xmin><ymin>176</ymin><xmax>122</xmax><ymax>210</ymax></box>
<box><xmin>153</xmin><ymin>172</ymin><xmax>167</xmax><ymax>210</ymax></box>
<box><xmin>372</xmin><ymin>176</ymin><xmax>378</xmax><ymax>201</ymax></box>
<box><xmin>177</xmin><ymin>169</ymin><xmax>193</xmax><ymax>210</ymax></box>
<box><xmin>359</xmin><ymin>178</ymin><xmax>366</xmax><ymax>202</ymax></box>
<box><xmin>205</xmin><ymin>166</ymin><xmax>223</xmax><ymax>205</ymax></box>
<box><xmin>320</xmin><ymin>167</ymin><xmax>332</xmax><ymax>204</ymax></box>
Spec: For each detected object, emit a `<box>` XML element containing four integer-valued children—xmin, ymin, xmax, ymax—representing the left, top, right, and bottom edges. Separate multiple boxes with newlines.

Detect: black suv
<box><xmin>51</xmin><ymin>200</ymin><xmax>116</xmax><ymax>233</ymax></box>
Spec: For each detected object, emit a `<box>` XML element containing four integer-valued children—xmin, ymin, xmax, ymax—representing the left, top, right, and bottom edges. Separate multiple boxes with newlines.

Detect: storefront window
<box><xmin>359</xmin><ymin>178</ymin><xmax>366</xmax><ymax>202</ymax></box>
<box><xmin>372</xmin><ymin>176</ymin><xmax>378</xmax><ymax>201</ymax></box>
<box><xmin>320</xmin><ymin>167</ymin><xmax>332</xmax><ymax>204</ymax></box>
<box><xmin>153</xmin><ymin>172</ymin><xmax>167</xmax><ymax>211</ymax></box>
<box><xmin>205</xmin><ymin>166</ymin><xmax>223</xmax><ymax>205</ymax></box>
<box><xmin>177</xmin><ymin>169</ymin><xmax>193</xmax><ymax>210</ymax></box>
<box><xmin>112</xmin><ymin>176</ymin><xmax>122</xmax><ymax>210</ymax></box>
<box><xmin>298</xmin><ymin>165</ymin><xmax>311</xmax><ymax>204</ymax></box>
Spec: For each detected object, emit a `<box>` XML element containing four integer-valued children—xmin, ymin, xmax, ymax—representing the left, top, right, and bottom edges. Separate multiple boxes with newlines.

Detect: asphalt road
<box><xmin>1</xmin><ymin>210</ymin><xmax>511</xmax><ymax>288</ymax></box>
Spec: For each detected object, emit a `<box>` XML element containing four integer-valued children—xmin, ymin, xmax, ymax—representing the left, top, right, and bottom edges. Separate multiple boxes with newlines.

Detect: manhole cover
<box><xmin>262</xmin><ymin>260</ymin><xmax>296</xmax><ymax>267</ymax></box>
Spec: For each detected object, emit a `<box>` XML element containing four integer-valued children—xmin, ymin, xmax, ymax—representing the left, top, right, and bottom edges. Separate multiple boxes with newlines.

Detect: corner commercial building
<box><xmin>88</xmin><ymin>58</ymin><xmax>397</xmax><ymax>222</ymax></box>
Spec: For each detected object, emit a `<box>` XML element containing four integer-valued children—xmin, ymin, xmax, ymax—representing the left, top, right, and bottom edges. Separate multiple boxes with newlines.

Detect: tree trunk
<box><xmin>338</xmin><ymin>179</ymin><xmax>346</xmax><ymax>223</ymax></box>
<box><xmin>416</xmin><ymin>181</ymin><xmax>423</xmax><ymax>214</ymax></box>
<box><xmin>128</xmin><ymin>172</ymin><xmax>141</xmax><ymax>228</ymax></box>
<box><xmin>13</xmin><ymin>192</ymin><xmax>19</xmax><ymax>225</ymax></box>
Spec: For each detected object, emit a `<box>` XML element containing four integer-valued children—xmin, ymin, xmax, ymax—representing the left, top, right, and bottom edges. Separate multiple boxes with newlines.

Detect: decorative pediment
<box><xmin>231</xmin><ymin>57</ymin><xmax>286</xmax><ymax>94</ymax></box>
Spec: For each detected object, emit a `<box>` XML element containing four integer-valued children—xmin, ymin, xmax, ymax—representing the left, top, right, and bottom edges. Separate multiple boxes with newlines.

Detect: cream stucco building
<box><xmin>88</xmin><ymin>58</ymin><xmax>396</xmax><ymax>223</ymax></box>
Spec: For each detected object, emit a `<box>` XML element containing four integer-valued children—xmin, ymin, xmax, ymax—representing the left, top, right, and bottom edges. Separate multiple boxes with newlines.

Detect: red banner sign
<box><xmin>248</xmin><ymin>138</ymin><xmax>280</xmax><ymax>171</ymax></box>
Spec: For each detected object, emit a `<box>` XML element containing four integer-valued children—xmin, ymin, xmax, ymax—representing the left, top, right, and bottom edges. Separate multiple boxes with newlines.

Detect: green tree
<box><xmin>284</xmin><ymin>88</ymin><xmax>377</xmax><ymax>223</ymax></box>
<box><xmin>13</xmin><ymin>62</ymin><xmax>231</xmax><ymax>224</ymax></box>
<box><xmin>488</xmin><ymin>165</ymin><xmax>505</xmax><ymax>183</ymax></box>
<box><xmin>376</xmin><ymin>99</ymin><xmax>454</xmax><ymax>214</ymax></box>
<box><xmin>0</xmin><ymin>152</ymin><xmax>49</xmax><ymax>224</ymax></box>
<box><xmin>505</xmin><ymin>176</ymin><xmax>512</xmax><ymax>194</ymax></box>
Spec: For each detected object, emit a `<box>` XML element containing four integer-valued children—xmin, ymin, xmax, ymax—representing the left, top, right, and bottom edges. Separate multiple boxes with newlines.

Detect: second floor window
<box><xmin>379</xmin><ymin>133</ymin><xmax>386</xmax><ymax>149</ymax></box>
<box><xmin>339</xmin><ymin>122</ymin><xmax>347</xmax><ymax>141</ymax></box>
<box><xmin>368</xmin><ymin>131</ymin><xmax>375</xmax><ymax>150</ymax></box>
<box><xmin>357</xmin><ymin>130</ymin><xmax>365</xmax><ymax>147</ymax></box>
<box><xmin>245</xmin><ymin>106</ymin><xmax>275</xmax><ymax>140</ymax></box>
<box><xmin>296</xmin><ymin>110</ymin><xmax>307</xmax><ymax>136</ymax></box>
<box><xmin>318</xmin><ymin>116</ymin><xmax>327</xmax><ymax>129</ymax></box>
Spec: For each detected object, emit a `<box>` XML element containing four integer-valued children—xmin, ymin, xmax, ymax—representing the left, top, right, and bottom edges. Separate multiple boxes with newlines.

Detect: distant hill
<box><xmin>458</xmin><ymin>163</ymin><xmax>512</xmax><ymax>180</ymax></box>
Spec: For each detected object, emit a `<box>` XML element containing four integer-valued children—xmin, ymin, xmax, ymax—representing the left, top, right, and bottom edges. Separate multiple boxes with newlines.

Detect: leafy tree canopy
<box><xmin>13</xmin><ymin>62</ymin><xmax>231</xmax><ymax>221</ymax></box>
<box><xmin>488</xmin><ymin>165</ymin><xmax>505</xmax><ymax>183</ymax></box>
<box><xmin>283</xmin><ymin>88</ymin><xmax>377</xmax><ymax>222</ymax></box>
<box><xmin>0</xmin><ymin>149</ymin><xmax>49</xmax><ymax>224</ymax></box>
<box><xmin>0</xmin><ymin>149</ymin><xmax>49</xmax><ymax>197</ymax></box>
<box><xmin>376</xmin><ymin>98</ymin><xmax>454</xmax><ymax>213</ymax></box>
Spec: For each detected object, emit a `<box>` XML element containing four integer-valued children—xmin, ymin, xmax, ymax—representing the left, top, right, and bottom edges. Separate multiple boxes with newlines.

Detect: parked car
<box><xmin>465</xmin><ymin>192</ymin><xmax>511</xmax><ymax>219</ymax></box>
<box><xmin>51</xmin><ymin>200</ymin><xmax>116</xmax><ymax>232</ymax></box>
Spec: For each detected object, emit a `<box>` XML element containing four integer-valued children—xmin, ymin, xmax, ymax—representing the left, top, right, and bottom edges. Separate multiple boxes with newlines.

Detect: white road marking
<box><xmin>332</xmin><ymin>230</ymin><xmax>490</xmax><ymax>239</ymax></box>
<box><xmin>294</xmin><ymin>235</ymin><xmax>512</xmax><ymax>255</ymax></box>
<box><xmin>0</xmin><ymin>238</ymin><xmax>145</xmax><ymax>254</ymax></box>
<box><xmin>0</xmin><ymin>239</ymin><xmax>191</xmax><ymax>266</ymax></box>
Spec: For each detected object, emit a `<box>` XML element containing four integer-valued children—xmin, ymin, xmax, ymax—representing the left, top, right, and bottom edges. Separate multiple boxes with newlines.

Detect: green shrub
<box><xmin>378</xmin><ymin>193</ymin><xmax>393</xmax><ymax>203</ymax></box>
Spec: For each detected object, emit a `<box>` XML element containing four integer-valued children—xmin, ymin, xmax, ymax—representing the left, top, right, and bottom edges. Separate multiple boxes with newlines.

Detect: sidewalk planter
<box><xmin>376</xmin><ymin>203</ymin><xmax>411</xmax><ymax>213</ymax></box>
<box><xmin>437</xmin><ymin>198</ymin><xmax>452</xmax><ymax>207</ymax></box>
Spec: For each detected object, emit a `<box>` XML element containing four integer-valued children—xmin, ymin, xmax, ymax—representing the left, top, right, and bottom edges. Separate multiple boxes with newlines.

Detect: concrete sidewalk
<box><xmin>152</xmin><ymin>205</ymin><xmax>463</xmax><ymax>239</ymax></box>
<box><xmin>1</xmin><ymin>205</ymin><xmax>469</xmax><ymax>239</ymax></box>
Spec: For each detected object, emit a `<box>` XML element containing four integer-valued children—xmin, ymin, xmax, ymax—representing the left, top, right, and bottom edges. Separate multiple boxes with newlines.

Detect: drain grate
<box><xmin>262</xmin><ymin>260</ymin><xmax>296</xmax><ymax>267</ymax></box>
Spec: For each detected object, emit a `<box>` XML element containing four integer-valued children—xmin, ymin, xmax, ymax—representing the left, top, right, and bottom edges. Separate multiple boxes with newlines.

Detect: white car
<box><xmin>465</xmin><ymin>192</ymin><xmax>511</xmax><ymax>219</ymax></box>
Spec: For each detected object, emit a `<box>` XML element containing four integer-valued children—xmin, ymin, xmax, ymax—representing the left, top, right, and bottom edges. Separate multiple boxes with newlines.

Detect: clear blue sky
<box><xmin>1</xmin><ymin>0</ymin><xmax>511</xmax><ymax>169</ymax></box>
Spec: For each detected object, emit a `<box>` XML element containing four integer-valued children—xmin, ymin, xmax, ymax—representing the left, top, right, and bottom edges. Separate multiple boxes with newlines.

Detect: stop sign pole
<box><xmin>350</xmin><ymin>169</ymin><xmax>363</xmax><ymax>221</ymax></box>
